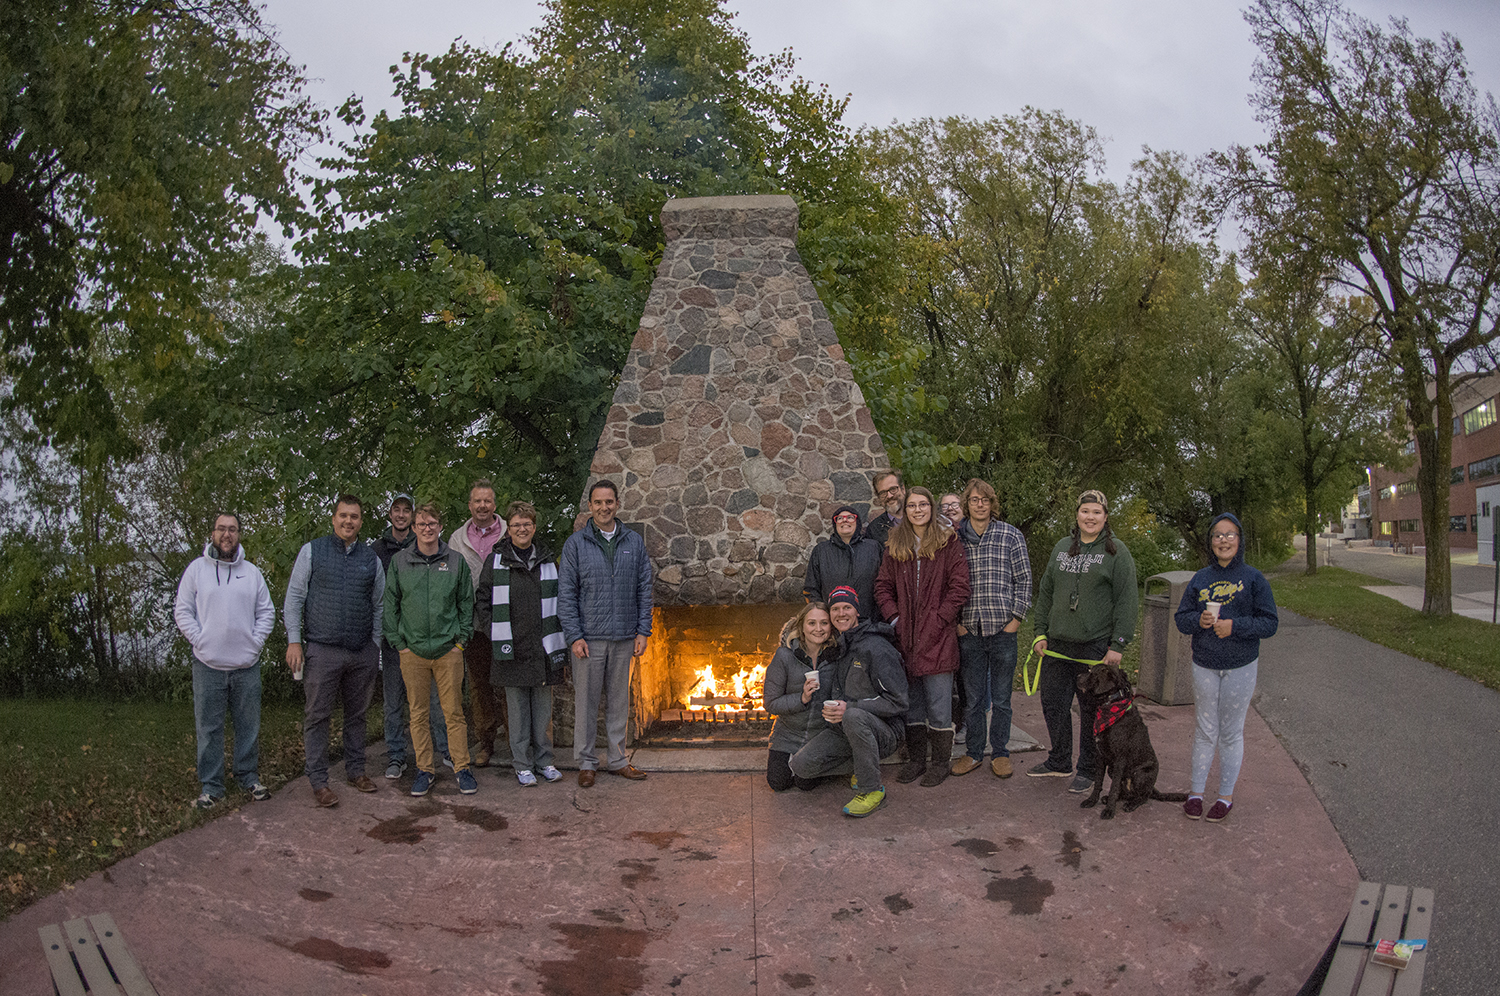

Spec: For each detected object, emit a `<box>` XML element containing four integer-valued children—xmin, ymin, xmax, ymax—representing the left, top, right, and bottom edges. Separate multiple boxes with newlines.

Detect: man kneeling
<box><xmin>789</xmin><ymin>588</ymin><xmax>909</xmax><ymax>817</ymax></box>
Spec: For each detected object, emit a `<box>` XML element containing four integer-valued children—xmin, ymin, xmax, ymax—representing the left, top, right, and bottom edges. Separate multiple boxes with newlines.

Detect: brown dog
<box><xmin>1075</xmin><ymin>664</ymin><xmax>1188</xmax><ymax>819</ymax></box>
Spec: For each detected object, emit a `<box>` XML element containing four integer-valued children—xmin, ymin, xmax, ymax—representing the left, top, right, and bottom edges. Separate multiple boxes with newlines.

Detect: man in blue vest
<box><xmin>285</xmin><ymin>494</ymin><xmax>385</xmax><ymax>808</ymax></box>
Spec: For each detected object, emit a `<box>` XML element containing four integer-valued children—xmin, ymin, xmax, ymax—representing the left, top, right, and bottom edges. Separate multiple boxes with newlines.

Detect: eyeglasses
<box><xmin>833</xmin><ymin>514</ymin><xmax>858</xmax><ymax>523</ymax></box>
<box><xmin>212</xmin><ymin>525</ymin><xmax>239</xmax><ymax>534</ymax></box>
<box><xmin>941</xmin><ymin>503</ymin><xmax>961</xmax><ymax>512</ymax></box>
<box><xmin>907</xmin><ymin>501</ymin><xmax>932</xmax><ymax>510</ymax></box>
<box><xmin>876</xmin><ymin>486</ymin><xmax>903</xmax><ymax>498</ymax></box>
<box><xmin>415</xmin><ymin>520</ymin><xmax>441</xmax><ymax>530</ymax></box>
<box><xmin>1210</xmin><ymin>532</ymin><xmax>1239</xmax><ymax>541</ymax></box>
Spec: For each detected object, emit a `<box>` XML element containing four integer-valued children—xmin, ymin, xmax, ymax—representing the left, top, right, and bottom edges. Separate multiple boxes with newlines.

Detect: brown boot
<box><xmin>921</xmin><ymin>729</ymin><xmax>955</xmax><ymax>787</ymax></box>
<box><xmin>895</xmin><ymin>725</ymin><xmax>928</xmax><ymax>784</ymax></box>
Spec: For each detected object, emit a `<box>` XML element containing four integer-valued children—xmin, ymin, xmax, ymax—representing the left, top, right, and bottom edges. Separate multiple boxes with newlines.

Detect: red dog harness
<box><xmin>1093</xmin><ymin>691</ymin><xmax>1134</xmax><ymax>735</ymax></box>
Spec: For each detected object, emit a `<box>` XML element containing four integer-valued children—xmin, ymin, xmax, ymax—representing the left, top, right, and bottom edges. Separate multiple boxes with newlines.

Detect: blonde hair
<box><xmin>786</xmin><ymin>602</ymin><xmax>831</xmax><ymax>651</ymax></box>
<box><xmin>885</xmin><ymin>487</ymin><xmax>956</xmax><ymax>561</ymax></box>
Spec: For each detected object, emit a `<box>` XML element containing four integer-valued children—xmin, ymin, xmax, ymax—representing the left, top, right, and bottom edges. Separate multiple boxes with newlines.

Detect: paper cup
<box><xmin>805</xmin><ymin>670</ymin><xmax>820</xmax><ymax>690</ymax></box>
<box><xmin>1206</xmin><ymin>601</ymin><xmax>1222</xmax><ymax>620</ymax></box>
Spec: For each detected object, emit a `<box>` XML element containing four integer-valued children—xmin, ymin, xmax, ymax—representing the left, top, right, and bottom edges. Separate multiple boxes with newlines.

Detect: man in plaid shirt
<box><xmin>950</xmin><ymin>478</ymin><xmax>1032</xmax><ymax>779</ymax></box>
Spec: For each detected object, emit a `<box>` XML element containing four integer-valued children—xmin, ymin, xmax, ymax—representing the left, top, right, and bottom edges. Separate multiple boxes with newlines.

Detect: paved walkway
<box><xmin>1255</xmin><ymin>605</ymin><xmax>1500</xmax><ymax>995</ymax></box>
<box><xmin>0</xmin><ymin>691</ymin><xmax>1352</xmax><ymax>995</ymax></box>
<box><xmin>1313</xmin><ymin>539</ymin><xmax>1500</xmax><ymax>620</ymax></box>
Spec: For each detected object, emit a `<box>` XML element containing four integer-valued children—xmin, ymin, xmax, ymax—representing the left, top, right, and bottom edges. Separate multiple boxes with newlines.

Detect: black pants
<box><xmin>766</xmin><ymin>749</ymin><xmax>819</xmax><ymax>791</ymax></box>
<box><xmin>1039</xmin><ymin>636</ymin><xmax>1106</xmax><ymax>779</ymax></box>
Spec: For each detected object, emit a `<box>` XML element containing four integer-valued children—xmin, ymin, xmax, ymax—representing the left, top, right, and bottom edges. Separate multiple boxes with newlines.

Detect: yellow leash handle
<box><xmin>1023</xmin><ymin>635</ymin><xmax>1107</xmax><ymax>696</ymax></box>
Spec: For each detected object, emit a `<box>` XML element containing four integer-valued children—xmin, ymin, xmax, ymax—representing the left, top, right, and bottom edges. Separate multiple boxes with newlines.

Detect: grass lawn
<box><xmin>0</xmin><ymin>697</ymin><xmax>352</xmax><ymax>921</ymax></box>
<box><xmin>1269</xmin><ymin>565</ymin><xmax>1500</xmax><ymax>692</ymax></box>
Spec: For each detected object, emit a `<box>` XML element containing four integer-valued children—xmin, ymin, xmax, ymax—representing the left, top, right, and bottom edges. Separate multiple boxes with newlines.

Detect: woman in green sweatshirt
<box><xmin>1028</xmin><ymin>490</ymin><xmax>1137</xmax><ymax>793</ymax></box>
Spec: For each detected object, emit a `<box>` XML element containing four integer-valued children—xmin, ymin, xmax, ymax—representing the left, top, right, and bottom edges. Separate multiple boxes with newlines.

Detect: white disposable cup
<box><xmin>1206</xmin><ymin>602</ymin><xmax>1222</xmax><ymax>620</ymax></box>
<box><xmin>805</xmin><ymin>670</ymin><xmax>820</xmax><ymax>690</ymax></box>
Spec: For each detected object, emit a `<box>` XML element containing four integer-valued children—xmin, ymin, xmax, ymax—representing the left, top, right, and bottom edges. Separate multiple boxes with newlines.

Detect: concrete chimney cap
<box><xmin>660</xmin><ymin>194</ymin><xmax>798</xmax><ymax>242</ymax></box>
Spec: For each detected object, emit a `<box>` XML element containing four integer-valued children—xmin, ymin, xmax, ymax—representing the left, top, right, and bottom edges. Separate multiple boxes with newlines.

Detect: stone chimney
<box><xmin>582</xmin><ymin>194</ymin><xmax>891</xmax><ymax>605</ymax></box>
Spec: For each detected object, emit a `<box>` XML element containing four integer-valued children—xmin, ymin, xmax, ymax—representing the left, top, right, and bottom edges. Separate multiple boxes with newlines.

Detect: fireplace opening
<box><xmin>632</xmin><ymin>603</ymin><xmax>801</xmax><ymax>748</ymax></box>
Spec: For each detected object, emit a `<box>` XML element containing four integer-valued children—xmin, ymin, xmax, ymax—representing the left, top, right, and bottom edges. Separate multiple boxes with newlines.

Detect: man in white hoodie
<box><xmin>174</xmin><ymin>513</ymin><xmax>276</xmax><ymax>809</ymax></box>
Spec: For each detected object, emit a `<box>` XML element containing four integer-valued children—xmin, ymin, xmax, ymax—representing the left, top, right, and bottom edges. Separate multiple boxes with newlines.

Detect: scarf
<box><xmin>1093</xmin><ymin>690</ymin><xmax>1135</xmax><ymax>735</ymax></box>
<box><xmin>489</xmin><ymin>551</ymin><xmax>566</xmax><ymax>663</ymax></box>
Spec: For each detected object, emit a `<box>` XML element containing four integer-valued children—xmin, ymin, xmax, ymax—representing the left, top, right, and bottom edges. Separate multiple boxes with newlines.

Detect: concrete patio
<box><xmin>0</xmin><ymin>690</ymin><xmax>1353</xmax><ymax>995</ymax></box>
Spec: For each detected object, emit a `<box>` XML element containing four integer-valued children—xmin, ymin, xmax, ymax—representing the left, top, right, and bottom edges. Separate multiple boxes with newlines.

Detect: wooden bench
<box><xmin>1312</xmin><ymin>881</ymin><xmax>1433</xmax><ymax>995</ymax></box>
<box><xmin>38</xmin><ymin>913</ymin><xmax>159</xmax><ymax>996</ymax></box>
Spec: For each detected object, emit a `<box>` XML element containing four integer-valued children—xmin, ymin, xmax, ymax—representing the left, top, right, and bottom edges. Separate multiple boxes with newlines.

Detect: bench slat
<box><xmin>1356</xmin><ymin>883</ymin><xmax>1409</xmax><ymax>996</ymax></box>
<box><xmin>61</xmin><ymin>917</ymin><xmax>124</xmax><ymax>996</ymax></box>
<box><xmin>89</xmin><ymin>913</ymin><xmax>159</xmax><ymax>996</ymax></box>
<box><xmin>1389</xmin><ymin>887</ymin><xmax>1434</xmax><ymax>996</ymax></box>
<box><xmin>1323</xmin><ymin>880</ymin><xmax>1383</xmax><ymax>994</ymax></box>
<box><xmin>37</xmin><ymin>923</ymin><xmax>87</xmax><ymax>996</ymax></box>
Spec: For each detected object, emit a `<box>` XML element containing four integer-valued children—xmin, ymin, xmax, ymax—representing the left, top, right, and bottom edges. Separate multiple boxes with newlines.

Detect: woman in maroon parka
<box><xmin>875</xmin><ymin>486</ymin><xmax>971</xmax><ymax>788</ymax></box>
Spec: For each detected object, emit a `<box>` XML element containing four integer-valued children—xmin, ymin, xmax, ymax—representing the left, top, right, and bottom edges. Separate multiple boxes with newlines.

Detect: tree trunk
<box><xmin>1414</xmin><ymin>369</ymin><xmax>1454</xmax><ymax>617</ymax></box>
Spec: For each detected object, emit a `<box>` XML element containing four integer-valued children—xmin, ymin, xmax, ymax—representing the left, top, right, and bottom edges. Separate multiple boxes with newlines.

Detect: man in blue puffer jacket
<box><xmin>558</xmin><ymin>480</ymin><xmax>653</xmax><ymax>786</ymax></box>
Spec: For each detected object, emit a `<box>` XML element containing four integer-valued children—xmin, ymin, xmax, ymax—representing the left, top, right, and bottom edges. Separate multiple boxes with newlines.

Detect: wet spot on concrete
<box><xmin>272</xmin><ymin>936</ymin><xmax>391</xmax><ymax>975</ymax></box>
<box><xmin>832</xmin><ymin>907</ymin><xmax>862</xmax><ymax>922</ymax></box>
<box><xmin>536</xmin><ymin>922</ymin><xmax>649</xmax><ymax>996</ymax></box>
<box><xmin>547</xmin><ymin>830</ymin><xmax>569</xmax><ymax>838</ymax></box>
<box><xmin>676</xmin><ymin>848</ymin><xmax>716</xmax><ymax>861</ymax></box>
<box><xmin>102</xmin><ymin>870</ymin><xmax>114</xmax><ymax>884</ymax></box>
<box><xmin>618</xmin><ymin>859</ymin><xmax>657</xmax><ymax>888</ymax></box>
<box><xmin>985</xmin><ymin>866</ymin><xmax>1055</xmax><ymax>915</ymax></box>
<box><xmin>954</xmin><ymin>838</ymin><xmax>999</xmax><ymax>857</ymax></box>
<box><xmin>781</xmin><ymin>972</ymin><xmax>816</xmax><ymax>990</ymax></box>
<box><xmin>629</xmin><ymin>830</ymin><xmax>687</xmax><ymax>850</ymax></box>
<box><xmin>1057</xmin><ymin>831</ymin><xmax>1084</xmax><ymax>870</ymax></box>
<box><xmin>365</xmin><ymin>812</ymin><xmax>437</xmax><ymax>845</ymax></box>
<box><xmin>883</xmin><ymin>893</ymin><xmax>914</xmax><ymax>915</ymax></box>
<box><xmin>592</xmin><ymin>909</ymin><xmax>625</xmax><ymax>923</ymax></box>
<box><xmin>448</xmin><ymin>804</ymin><xmax>508</xmax><ymax>832</ymax></box>
<box><xmin>1231</xmin><ymin>974</ymin><xmax>1266</xmax><ymax>995</ymax></box>
<box><xmin>1004</xmin><ymin>837</ymin><xmax>1026</xmax><ymax>851</ymax></box>
<box><xmin>299</xmin><ymin>888</ymin><xmax>334</xmax><ymax>902</ymax></box>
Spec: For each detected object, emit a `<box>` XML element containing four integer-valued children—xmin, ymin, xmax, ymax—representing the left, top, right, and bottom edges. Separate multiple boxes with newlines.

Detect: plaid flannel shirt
<box><xmin>959</xmin><ymin>519</ymin><xmax>1032</xmax><ymax>636</ymax></box>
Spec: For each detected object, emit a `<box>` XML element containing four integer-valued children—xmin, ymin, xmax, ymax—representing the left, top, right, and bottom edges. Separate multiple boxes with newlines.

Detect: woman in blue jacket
<box><xmin>1173</xmin><ymin>513</ymin><xmax>1278</xmax><ymax>824</ymax></box>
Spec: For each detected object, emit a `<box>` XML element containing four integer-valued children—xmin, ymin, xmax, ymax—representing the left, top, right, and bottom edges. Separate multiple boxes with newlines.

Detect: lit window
<box><xmin>1380</xmin><ymin>521</ymin><xmax>1393</xmax><ymax>536</ymax></box>
<box><xmin>1463</xmin><ymin>398</ymin><xmax>1497</xmax><ymax>434</ymax></box>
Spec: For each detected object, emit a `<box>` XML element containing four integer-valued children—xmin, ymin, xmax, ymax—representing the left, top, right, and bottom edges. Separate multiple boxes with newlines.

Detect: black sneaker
<box><xmin>1067</xmin><ymin>774</ymin><xmax>1094</xmax><ymax>794</ymax></box>
<box><xmin>193</xmin><ymin>793</ymin><xmax>219</xmax><ymax>810</ymax></box>
<box><xmin>1027</xmin><ymin>763</ymin><xmax>1073</xmax><ymax>778</ymax></box>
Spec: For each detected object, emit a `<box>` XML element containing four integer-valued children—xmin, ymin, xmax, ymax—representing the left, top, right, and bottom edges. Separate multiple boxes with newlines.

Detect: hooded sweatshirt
<box><xmin>1173</xmin><ymin>512</ymin><xmax>1279</xmax><ymax>670</ymax></box>
<box><xmin>174</xmin><ymin>543</ymin><xmax>276</xmax><ymax>670</ymax></box>
<box><xmin>802</xmin><ymin>505</ymin><xmax>884</xmax><ymax>620</ymax></box>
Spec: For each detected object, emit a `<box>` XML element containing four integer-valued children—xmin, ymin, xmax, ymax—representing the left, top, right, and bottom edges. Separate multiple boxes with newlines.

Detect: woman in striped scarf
<box><xmin>475</xmin><ymin>501</ymin><xmax>569</xmax><ymax>786</ymax></box>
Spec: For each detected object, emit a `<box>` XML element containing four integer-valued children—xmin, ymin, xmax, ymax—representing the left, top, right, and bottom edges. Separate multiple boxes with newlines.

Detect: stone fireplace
<box><xmin>578</xmin><ymin>194</ymin><xmax>892</xmax><ymax>743</ymax></box>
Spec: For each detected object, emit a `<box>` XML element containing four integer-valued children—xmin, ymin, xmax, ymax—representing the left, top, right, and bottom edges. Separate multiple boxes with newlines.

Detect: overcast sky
<box><xmin>258</xmin><ymin>0</ymin><xmax>1500</xmax><ymax>185</ymax></box>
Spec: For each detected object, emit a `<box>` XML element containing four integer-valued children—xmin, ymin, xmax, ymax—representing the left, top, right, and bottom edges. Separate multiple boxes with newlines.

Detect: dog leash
<box><xmin>1022</xmin><ymin>635</ymin><xmax>1107</xmax><ymax>696</ymax></box>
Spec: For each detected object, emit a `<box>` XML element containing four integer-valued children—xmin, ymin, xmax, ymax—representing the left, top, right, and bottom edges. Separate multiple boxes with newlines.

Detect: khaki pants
<box><xmin>400</xmin><ymin>646</ymin><xmax>471</xmax><ymax>774</ymax></box>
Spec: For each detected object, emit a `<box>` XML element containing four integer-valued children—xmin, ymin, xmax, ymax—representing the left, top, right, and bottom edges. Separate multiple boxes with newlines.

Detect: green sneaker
<box><xmin>842</xmin><ymin>786</ymin><xmax>887</xmax><ymax>818</ymax></box>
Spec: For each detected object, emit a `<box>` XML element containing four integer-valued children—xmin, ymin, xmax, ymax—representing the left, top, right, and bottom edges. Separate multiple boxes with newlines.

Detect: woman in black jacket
<box><xmin>802</xmin><ymin>506</ymin><xmax>883</xmax><ymax>620</ymax></box>
<box><xmin>475</xmin><ymin>501</ymin><xmax>568</xmax><ymax>787</ymax></box>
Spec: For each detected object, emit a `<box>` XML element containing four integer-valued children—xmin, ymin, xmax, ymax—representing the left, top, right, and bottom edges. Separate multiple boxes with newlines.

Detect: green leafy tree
<box><xmin>1208</xmin><ymin>0</ymin><xmax>1500</xmax><ymax>615</ymax></box>
<box><xmin>0</xmin><ymin>0</ymin><xmax>324</xmax><ymax>453</ymax></box>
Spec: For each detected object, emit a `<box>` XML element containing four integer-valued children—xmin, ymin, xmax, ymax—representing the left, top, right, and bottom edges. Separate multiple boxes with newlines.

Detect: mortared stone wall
<box><xmin>582</xmin><ymin>194</ymin><xmax>891</xmax><ymax>605</ymax></box>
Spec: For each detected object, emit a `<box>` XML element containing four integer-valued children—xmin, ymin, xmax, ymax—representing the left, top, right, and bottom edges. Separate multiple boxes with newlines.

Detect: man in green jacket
<box><xmin>383</xmin><ymin>502</ymin><xmax>478</xmax><ymax>797</ymax></box>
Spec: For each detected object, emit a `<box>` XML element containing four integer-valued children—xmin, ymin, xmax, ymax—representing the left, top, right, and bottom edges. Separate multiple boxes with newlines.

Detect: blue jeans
<box><xmin>572</xmin><ymin>638</ymin><xmax>634</xmax><ymax>771</ymax></box>
<box><xmin>381</xmin><ymin>639</ymin><xmax>448</xmax><ymax>765</ymax></box>
<box><xmin>905</xmin><ymin>672</ymin><xmax>954</xmax><ymax>730</ymax></box>
<box><xmin>302</xmin><ymin>641</ymin><xmax>379</xmax><ymax>787</ymax></box>
<box><xmin>959</xmin><ymin>631</ymin><xmax>1018</xmax><ymax>760</ymax></box>
<box><xmin>193</xmin><ymin>661</ymin><xmax>262</xmax><ymax>797</ymax></box>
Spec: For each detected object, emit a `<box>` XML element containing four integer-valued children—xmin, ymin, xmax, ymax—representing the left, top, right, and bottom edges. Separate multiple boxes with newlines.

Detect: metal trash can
<box><xmin>1136</xmin><ymin>570</ymin><xmax>1197</xmax><ymax>705</ymax></box>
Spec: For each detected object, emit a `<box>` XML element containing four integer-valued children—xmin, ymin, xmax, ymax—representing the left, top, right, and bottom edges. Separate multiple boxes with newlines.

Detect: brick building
<box><xmin>1368</xmin><ymin>368</ymin><xmax>1500</xmax><ymax>559</ymax></box>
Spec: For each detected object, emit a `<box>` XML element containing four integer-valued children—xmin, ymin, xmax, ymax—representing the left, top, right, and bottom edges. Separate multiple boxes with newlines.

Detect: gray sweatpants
<box><xmin>788</xmin><ymin>707</ymin><xmax>898</xmax><ymax>791</ymax></box>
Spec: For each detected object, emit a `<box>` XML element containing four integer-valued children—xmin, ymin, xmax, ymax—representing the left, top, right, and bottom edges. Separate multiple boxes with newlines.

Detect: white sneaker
<box><xmin>539</xmin><ymin>766</ymin><xmax>563</xmax><ymax>783</ymax></box>
<box><xmin>517</xmin><ymin>770</ymin><xmax>538</xmax><ymax>787</ymax></box>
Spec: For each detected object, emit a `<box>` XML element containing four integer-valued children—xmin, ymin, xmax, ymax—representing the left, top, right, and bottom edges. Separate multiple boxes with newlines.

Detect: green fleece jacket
<box><xmin>382</xmin><ymin>541</ymin><xmax>474</xmax><ymax>659</ymax></box>
<box><xmin>1032</xmin><ymin>533</ymin><xmax>1138</xmax><ymax>648</ymax></box>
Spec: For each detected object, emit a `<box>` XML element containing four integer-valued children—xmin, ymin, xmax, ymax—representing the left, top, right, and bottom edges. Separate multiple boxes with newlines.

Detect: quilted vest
<box><xmin>305</xmin><ymin>534</ymin><xmax>378</xmax><ymax>650</ymax></box>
